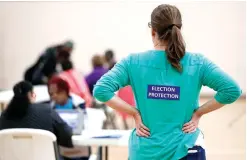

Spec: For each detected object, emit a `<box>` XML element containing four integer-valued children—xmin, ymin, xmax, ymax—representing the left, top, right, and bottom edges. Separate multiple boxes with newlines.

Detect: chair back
<box><xmin>0</xmin><ymin>129</ymin><xmax>59</xmax><ymax>160</ymax></box>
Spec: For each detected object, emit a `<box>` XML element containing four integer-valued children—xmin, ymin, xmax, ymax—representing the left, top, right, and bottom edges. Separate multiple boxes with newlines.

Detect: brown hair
<box><xmin>92</xmin><ymin>55</ymin><xmax>104</xmax><ymax>68</ymax></box>
<box><xmin>150</xmin><ymin>4</ymin><xmax>185</xmax><ymax>72</ymax></box>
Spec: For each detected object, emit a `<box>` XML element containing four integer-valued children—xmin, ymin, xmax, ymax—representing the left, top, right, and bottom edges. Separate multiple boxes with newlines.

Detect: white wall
<box><xmin>0</xmin><ymin>1</ymin><xmax>245</xmax><ymax>95</ymax></box>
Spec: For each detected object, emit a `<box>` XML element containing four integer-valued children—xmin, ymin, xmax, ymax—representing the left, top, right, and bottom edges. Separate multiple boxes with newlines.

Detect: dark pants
<box><xmin>180</xmin><ymin>146</ymin><xmax>206</xmax><ymax>160</ymax></box>
<box><xmin>61</xmin><ymin>147</ymin><xmax>91</xmax><ymax>160</ymax></box>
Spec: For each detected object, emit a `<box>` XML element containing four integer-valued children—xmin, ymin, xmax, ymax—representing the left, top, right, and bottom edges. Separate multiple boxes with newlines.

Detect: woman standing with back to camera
<box><xmin>93</xmin><ymin>4</ymin><xmax>241</xmax><ymax>160</ymax></box>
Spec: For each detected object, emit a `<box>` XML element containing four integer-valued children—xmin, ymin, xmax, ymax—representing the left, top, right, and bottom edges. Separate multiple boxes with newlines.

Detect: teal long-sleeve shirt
<box><xmin>93</xmin><ymin>50</ymin><xmax>242</xmax><ymax>160</ymax></box>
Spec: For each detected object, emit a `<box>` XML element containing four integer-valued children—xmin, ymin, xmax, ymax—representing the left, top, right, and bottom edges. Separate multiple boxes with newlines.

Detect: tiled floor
<box><xmin>94</xmin><ymin>98</ymin><xmax>246</xmax><ymax>160</ymax></box>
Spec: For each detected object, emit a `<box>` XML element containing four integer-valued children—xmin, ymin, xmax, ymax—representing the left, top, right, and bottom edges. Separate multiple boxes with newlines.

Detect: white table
<box><xmin>72</xmin><ymin>130</ymin><xmax>132</xmax><ymax>160</ymax></box>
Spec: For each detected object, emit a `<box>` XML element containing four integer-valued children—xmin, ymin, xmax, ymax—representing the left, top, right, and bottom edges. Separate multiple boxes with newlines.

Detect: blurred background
<box><xmin>0</xmin><ymin>1</ymin><xmax>245</xmax><ymax>160</ymax></box>
<box><xmin>0</xmin><ymin>1</ymin><xmax>245</xmax><ymax>91</ymax></box>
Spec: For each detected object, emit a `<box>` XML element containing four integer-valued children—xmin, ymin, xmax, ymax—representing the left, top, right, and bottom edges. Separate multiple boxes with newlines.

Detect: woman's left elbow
<box><xmin>93</xmin><ymin>85</ymin><xmax>111</xmax><ymax>102</ymax></box>
<box><xmin>228</xmin><ymin>85</ymin><xmax>242</xmax><ymax>103</ymax></box>
<box><xmin>234</xmin><ymin>86</ymin><xmax>242</xmax><ymax>100</ymax></box>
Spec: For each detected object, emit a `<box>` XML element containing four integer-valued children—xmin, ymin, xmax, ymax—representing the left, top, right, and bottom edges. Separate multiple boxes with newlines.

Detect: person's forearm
<box><xmin>105</xmin><ymin>96</ymin><xmax>139</xmax><ymax>117</ymax></box>
<box><xmin>195</xmin><ymin>98</ymin><xmax>225</xmax><ymax>117</ymax></box>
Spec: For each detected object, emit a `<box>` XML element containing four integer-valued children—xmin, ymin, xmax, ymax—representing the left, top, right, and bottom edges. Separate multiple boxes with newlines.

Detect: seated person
<box><xmin>104</xmin><ymin>49</ymin><xmax>116</xmax><ymax>70</ymax></box>
<box><xmin>48</xmin><ymin>77</ymin><xmax>90</xmax><ymax>160</ymax></box>
<box><xmin>48</xmin><ymin>76</ymin><xmax>86</xmax><ymax>110</ymax></box>
<box><xmin>0</xmin><ymin>81</ymin><xmax>73</xmax><ymax>158</ymax></box>
<box><xmin>86</xmin><ymin>55</ymin><xmax>108</xmax><ymax>95</ymax></box>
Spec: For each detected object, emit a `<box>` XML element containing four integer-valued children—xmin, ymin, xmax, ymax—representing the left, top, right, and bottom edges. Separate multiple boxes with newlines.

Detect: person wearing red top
<box><xmin>56</xmin><ymin>60</ymin><xmax>92</xmax><ymax>107</ymax></box>
<box><xmin>117</xmin><ymin>86</ymin><xmax>135</xmax><ymax>129</ymax></box>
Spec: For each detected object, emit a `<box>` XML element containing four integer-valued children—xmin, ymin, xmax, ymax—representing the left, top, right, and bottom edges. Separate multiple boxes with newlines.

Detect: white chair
<box><xmin>0</xmin><ymin>129</ymin><xmax>59</xmax><ymax>160</ymax></box>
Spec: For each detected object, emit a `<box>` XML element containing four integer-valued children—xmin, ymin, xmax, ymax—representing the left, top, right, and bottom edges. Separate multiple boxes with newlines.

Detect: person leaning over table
<box><xmin>93</xmin><ymin>4</ymin><xmax>242</xmax><ymax>160</ymax></box>
<box><xmin>24</xmin><ymin>40</ymin><xmax>74</xmax><ymax>85</ymax></box>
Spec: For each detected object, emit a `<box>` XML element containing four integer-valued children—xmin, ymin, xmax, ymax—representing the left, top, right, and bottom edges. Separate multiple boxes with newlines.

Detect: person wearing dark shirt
<box><xmin>85</xmin><ymin>55</ymin><xmax>108</xmax><ymax>94</ymax></box>
<box><xmin>104</xmin><ymin>49</ymin><xmax>116</xmax><ymax>70</ymax></box>
<box><xmin>62</xmin><ymin>41</ymin><xmax>74</xmax><ymax>54</ymax></box>
<box><xmin>24</xmin><ymin>40</ymin><xmax>74</xmax><ymax>85</ymax></box>
<box><xmin>0</xmin><ymin>81</ymin><xmax>73</xmax><ymax>148</ymax></box>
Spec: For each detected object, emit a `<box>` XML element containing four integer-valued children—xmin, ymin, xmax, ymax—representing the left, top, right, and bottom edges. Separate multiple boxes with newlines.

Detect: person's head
<box><xmin>61</xmin><ymin>60</ymin><xmax>73</xmax><ymax>71</ymax></box>
<box><xmin>48</xmin><ymin>77</ymin><xmax>70</xmax><ymax>105</ymax></box>
<box><xmin>92</xmin><ymin>55</ymin><xmax>104</xmax><ymax>68</ymax></box>
<box><xmin>104</xmin><ymin>49</ymin><xmax>115</xmax><ymax>63</ymax></box>
<box><xmin>149</xmin><ymin>4</ymin><xmax>185</xmax><ymax>72</ymax></box>
<box><xmin>5</xmin><ymin>81</ymin><xmax>35</xmax><ymax>119</ymax></box>
<box><xmin>56</xmin><ymin>45</ymin><xmax>71</xmax><ymax>63</ymax></box>
<box><xmin>62</xmin><ymin>40</ymin><xmax>74</xmax><ymax>53</ymax></box>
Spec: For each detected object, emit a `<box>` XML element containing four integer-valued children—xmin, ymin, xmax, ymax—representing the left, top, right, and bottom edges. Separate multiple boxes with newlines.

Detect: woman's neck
<box><xmin>154</xmin><ymin>46</ymin><xmax>166</xmax><ymax>51</ymax></box>
<box><xmin>153</xmin><ymin>40</ymin><xmax>167</xmax><ymax>50</ymax></box>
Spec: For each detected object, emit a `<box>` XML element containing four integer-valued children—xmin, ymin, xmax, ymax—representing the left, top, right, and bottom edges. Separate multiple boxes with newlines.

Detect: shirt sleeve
<box><xmin>50</xmin><ymin>109</ymin><xmax>73</xmax><ymax>148</ymax></box>
<box><xmin>200</xmin><ymin>55</ymin><xmax>242</xmax><ymax>104</ymax></box>
<box><xmin>93</xmin><ymin>57</ymin><xmax>130</xmax><ymax>102</ymax></box>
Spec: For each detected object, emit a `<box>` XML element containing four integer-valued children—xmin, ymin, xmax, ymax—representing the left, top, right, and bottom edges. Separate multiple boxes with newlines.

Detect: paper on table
<box><xmin>81</xmin><ymin>130</ymin><xmax>127</xmax><ymax>139</ymax></box>
<box><xmin>91</xmin><ymin>135</ymin><xmax>122</xmax><ymax>139</ymax></box>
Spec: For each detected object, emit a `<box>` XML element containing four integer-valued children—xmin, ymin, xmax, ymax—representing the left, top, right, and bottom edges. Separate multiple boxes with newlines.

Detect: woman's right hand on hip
<box><xmin>133</xmin><ymin>112</ymin><xmax>150</xmax><ymax>137</ymax></box>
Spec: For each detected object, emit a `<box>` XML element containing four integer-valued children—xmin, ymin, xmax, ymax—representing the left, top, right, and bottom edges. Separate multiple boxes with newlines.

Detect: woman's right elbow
<box><xmin>93</xmin><ymin>85</ymin><xmax>114</xmax><ymax>102</ymax></box>
<box><xmin>93</xmin><ymin>86</ymin><xmax>101</xmax><ymax>100</ymax></box>
<box><xmin>93</xmin><ymin>85</ymin><xmax>106</xmax><ymax>102</ymax></box>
